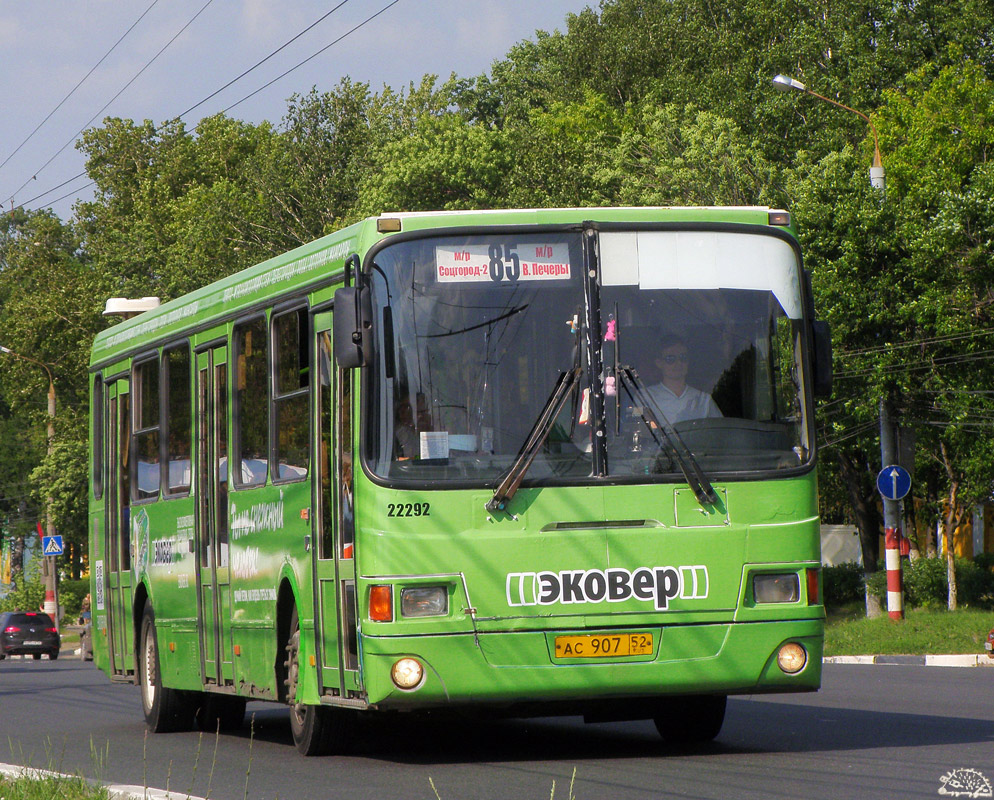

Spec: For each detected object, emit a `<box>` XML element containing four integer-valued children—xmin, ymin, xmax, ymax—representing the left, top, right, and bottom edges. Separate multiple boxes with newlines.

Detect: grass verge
<box><xmin>824</xmin><ymin>605</ymin><xmax>994</xmax><ymax>656</ymax></box>
<box><xmin>0</xmin><ymin>772</ymin><xmax>108</xmax><ymax>800</ymax></box>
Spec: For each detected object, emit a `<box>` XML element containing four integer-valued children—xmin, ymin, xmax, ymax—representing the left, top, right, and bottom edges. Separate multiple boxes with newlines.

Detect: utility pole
<box><xmin>879</xmin><ymin>400</ymin><xmax>905</xmax><ymax>620</ymax></box>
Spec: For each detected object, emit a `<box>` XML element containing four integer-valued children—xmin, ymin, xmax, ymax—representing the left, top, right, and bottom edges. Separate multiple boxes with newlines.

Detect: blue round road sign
<box><xmin>877</xmin><ymin>465</ymin><xmax>911</xmax><ymax>501</ymax></box>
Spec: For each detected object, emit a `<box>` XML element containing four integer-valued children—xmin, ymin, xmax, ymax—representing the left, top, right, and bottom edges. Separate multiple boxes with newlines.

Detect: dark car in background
<box><xmin>0</xmin><ymin>611</ymin><xmax>61</xmax><ymax>660</ymax></box>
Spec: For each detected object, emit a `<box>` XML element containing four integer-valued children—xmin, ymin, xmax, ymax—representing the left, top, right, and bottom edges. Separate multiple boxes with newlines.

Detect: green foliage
<box><xmin>822</xmin><ymin>562</ymin><xmax>866</xmax><ymax>607</ymax></box>
<box><xmin>904</xmin><ymin>558</ymin><xmax>952</xmax><ymax>610</ymax></box>
<box><xmin>358</xmin><ymin>113</ymin><xmax>511</xmax><ymax>213</ymax></box>
<box><xmin>866</xmin><ymin>557</ymin><xmax>994</xmax><ymax>609</ymax></box>
<box><xmin>475</xmin><ymin>0</ymin><xmax>994</xmax><ymax>168</ymax></box>
<box><xmin>610</xmin><ymin>101</ymin><xmax>783</xmax><ymax>207</ymax></box>
<box><xmin>957</xmin><ymin>557</ymin><xmax>994</xmax><ymax>608</ymax></box>
<box><xmin>59</xmin><ymin>578</ymin><xmax>90</xmax><ymax>620</ymax></box>
<box><xmin>0</xmin><ymin>563</ymin><xmax>45</xmax><ymax>613</ymax></box>
<box><xmin>793</xmin><ymin>58</ymin><xmax>994</xmax><ymax>583</ymax></box>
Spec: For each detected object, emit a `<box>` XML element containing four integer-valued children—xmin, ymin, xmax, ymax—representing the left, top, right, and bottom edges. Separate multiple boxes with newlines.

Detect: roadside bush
<box><xmin>59</xmin><ymin>578</ymin><xmax>89</xmax><ymax>620</ymax></box>
<box><xmin>974</xmin><ymin>552</ymin><xmax>994</xmax><ymax>572</ymax></box>
<box><xmin>822</xmin><ymin>562</ymin><xmax>865</xmax><ymax>607</ymax></box>
<box><xmin>0</xmin><ymin>565</ymin><xmax>45</xmax><ymax>614</ymax></box>
<box><xmin>866</xmin><ymin>556</ymin><xmax>994</xmax><ymax>609</ymax></box>
<box><xmin>957</xmin><ymin>558</ymin><xmax>994</xmax><ymax>607</ymax></box>
<box><xmin>904</xmin><ymin>556</ymin><xmax>949</xmax><ymax>609</ymax></box>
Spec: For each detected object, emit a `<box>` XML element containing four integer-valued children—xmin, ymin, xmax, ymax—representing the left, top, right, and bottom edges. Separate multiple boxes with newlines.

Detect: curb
<box><xmin>0</xmin><ymin>762</ymin><xmax>206</xmax><ymax>800</ymax></box>
<box><xmin>824</xmin><ymin>654</ymin><xmax>994</xmax><ymax>667</ymax></box>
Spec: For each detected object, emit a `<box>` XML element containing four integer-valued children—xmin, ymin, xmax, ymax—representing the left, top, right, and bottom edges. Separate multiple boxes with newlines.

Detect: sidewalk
<box><xmin>824</xmin><ymin>653</ymin><xmax>994</xmax><ymax>667</ymax></box>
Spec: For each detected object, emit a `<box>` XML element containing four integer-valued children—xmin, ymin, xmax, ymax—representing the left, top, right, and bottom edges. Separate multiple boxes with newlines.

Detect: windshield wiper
<box><xmin>486</xmin><ymin>366</ymin><xmax>582</xmax><ymax>514</ymax></box>
<box><xmin>617</xmin><ymin>365</ymin><xmax>718</xmax><ymax>506</ymax></box>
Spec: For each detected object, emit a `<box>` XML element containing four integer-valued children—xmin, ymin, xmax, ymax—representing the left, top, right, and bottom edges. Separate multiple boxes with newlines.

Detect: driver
<box><xmin>646</xmin><ymin>336</ymin><xmax>722</xmax><ymax>424</ymax></box>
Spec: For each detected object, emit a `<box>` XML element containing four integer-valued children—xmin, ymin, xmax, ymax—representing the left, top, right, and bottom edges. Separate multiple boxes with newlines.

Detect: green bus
<box><xmin>88</xmin><ymin>207</ymin><xmax>832</xmax><ymax>755</ymax></box>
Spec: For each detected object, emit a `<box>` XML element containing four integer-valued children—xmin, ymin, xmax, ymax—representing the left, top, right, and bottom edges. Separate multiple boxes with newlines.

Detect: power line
<box><xmin>220</xmin><ymin>0</ymin><xmax>403</xmax><ymax>115</ymax></box>
<box><xmin>0</xmin><ymin>0</ymin><xmax>163</xmax><ymax>178</ymax></box>
<box><xmin>840</xmin><ymin>328</ymin><xmax>994</xmax><ymax>356</ymax></box>
<box><xmin>833</xmin><ymin>347</ymin><xmax>994</xmax><ymax>379</ymax></box>
<box><xmin>819</xmin><ymin>419</ymin><xmax>878</xmax><ymax>449</ymax></box>
<box><xmin>8</xmin><ymin>0</ymin><xmax>218</xmax><ymax>207</ymax></box>
<box><xmin>21</xmin><ymin>0</ymin><xmax>403</xmax><ymax>213</ymax></box>
<box><xmin>24</xmin><ymin>177</ymin><xmax>95</xmax><ymax>210</ymax></box>
<box><xmin>924</xmin><ymin>388</ymin><xmax>994</xmax><ymax>395</ymax></box>
<box><xmin>20</xmin><ymin>172</ymin><xmax>91</xmax><ymax>208</ymax></box>
<box><xmin>176</xmin><ymin>0</ymin><xmax>354</xmax><ymax>121</ymax></box>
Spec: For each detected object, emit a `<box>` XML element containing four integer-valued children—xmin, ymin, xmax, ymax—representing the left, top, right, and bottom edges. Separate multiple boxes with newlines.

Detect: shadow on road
<box><xmin>221</xmin><ymin>695</ymin><xmax>994</xmax><ymax>765</ymax></box>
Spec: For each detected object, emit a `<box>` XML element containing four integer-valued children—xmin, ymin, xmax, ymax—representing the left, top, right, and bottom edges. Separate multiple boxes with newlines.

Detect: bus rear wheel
<box><xmin>653</xmin><ymin>695</ymin><xmax>727</xmax><ymax>745</ymax></box>
<box><xmin>139</xmin><ymin>606</ymin><xmax>194</xmax><ymax>733</ymax></box>
<box><xmin>284</xmin><ymin>608</ymin><xmax>352</xmax><ymax>756</ymax></box>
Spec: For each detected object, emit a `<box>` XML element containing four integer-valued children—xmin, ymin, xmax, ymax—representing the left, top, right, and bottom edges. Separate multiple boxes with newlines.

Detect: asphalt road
<box><xmin>0</xmin><ymin>657</ymin><xmax>991</xmax><ymax>800</ymax></box>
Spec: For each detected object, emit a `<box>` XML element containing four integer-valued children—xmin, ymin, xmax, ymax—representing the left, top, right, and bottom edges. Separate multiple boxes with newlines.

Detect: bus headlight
<box><xmin>400</xmin><ymin>586</ymin><xmax>448</xmax><ymax>618</ymax></box>
<box><xmin>753</xmin><ymin>573</ymin><xmax>800</xmax><ymax>603</ymax></box>
<box><xmin>776</xmin><ymin>642</ymin><xmax>807</xmax><ymax>674</ymax></box>
<box><xmin>391</xmin><ymin>658</ymin><xmax>425</xmax><ymax>690</ymax></box>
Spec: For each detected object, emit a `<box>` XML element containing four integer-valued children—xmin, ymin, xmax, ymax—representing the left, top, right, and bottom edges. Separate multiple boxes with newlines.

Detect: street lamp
<box><xmin>772</xmin><ymin>73</ymin><xmax>902</xmax><ymax>620</ymax></box>
<box><xmin>772</xmin><ymin>74</ymin><xmax>885</xmax><ymax>192</ymax></box>
<box><xmin>0</xmin><ymin>345</ymin><xmax>59</xmax><ymax>626</ymax></box>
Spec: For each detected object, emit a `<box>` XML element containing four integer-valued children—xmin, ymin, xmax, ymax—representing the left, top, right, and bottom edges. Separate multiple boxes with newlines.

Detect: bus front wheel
<box><xmin>653</xmin><ymin>695</ymin><xmax>727</xmax><ymax>745</ymax></box>
<box><xmin>139</xmin><ymin>605</ymin><xmax>194</xmax><ymax>733</ymax></box>
<box><xmin>284</xmin><ymin>607</ymin><xmax>352</xmax><ymax>756</ymax></box>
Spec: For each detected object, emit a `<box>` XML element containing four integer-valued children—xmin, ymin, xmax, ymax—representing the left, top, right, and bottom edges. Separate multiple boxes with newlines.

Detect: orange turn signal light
<box><xmin>369</xmin><ymin>585</ymin><xmax>393</xmax><ymax>622</ymax></box>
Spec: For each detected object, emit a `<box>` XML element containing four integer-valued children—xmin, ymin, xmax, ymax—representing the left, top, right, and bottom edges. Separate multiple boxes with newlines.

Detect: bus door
<box><xmin>104</xmin><ymin>378</ymin><xmax>134</xmax><ymax>676</ymax></box>
<box><xmin>313</xmin><ymin>317</ymin><xmax>361</xmax><ymax>697</ymax></box>
<box><xmin>195</xmin><ymin>345</ymin><xmax>233</xmax><ymax>685</ymax></box>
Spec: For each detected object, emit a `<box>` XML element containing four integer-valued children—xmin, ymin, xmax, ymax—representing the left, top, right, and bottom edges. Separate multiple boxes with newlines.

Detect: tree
<box><xmin>0</xmin><ymin>210</ymin><xmax>96</xmax><ymax>581</ymax></box>
<box><xmin>472</xmin><ymin>0</ymin><xmax>994</xmax><ymax>167</ymax></box>
<box><xmin>358</xmin><ymin>112</ymin><xmax>510</xmax><ymax>213</ymax></box>
<box><xmin>793</xmin><ymin>58</ymin><xmax>994</xmax><ymax>608</ymax></box>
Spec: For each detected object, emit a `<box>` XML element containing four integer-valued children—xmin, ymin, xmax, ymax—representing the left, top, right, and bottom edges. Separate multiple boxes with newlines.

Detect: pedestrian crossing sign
<box><xmin>42</xmin><ymin>535</ymin><xmax>64</xmax><ymax>556</ymax></box>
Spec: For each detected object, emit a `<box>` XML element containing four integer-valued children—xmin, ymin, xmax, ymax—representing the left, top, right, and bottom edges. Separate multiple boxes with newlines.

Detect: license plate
<box><xmin>23</xmin><ymin>640</ymin><xmax>42</xmax><ymax>646</ymax></box>
<box><xmin>986</xmin><ymin>642</ymin><xmax>992</xmax><ymax>652</ymax></box>
<box><xmin>554</xmin><ymin>633</ymin><xmax>653</xmax><ymax>659</ymax></box>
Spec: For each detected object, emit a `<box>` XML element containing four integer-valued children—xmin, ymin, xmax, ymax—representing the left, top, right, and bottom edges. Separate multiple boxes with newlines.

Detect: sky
<box><xmin>0</xmin><ymin>0</ymin><xmax>593</xmax><ymax>220</ymax></box>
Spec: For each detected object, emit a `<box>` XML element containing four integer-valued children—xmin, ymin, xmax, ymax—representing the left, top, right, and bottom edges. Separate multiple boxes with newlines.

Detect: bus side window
<box><xmin>233</xmin><ymin>317</ymin><xmax>269</xmax><ymax>487</ymax></box>
<box><xmin>164</xmin><ymin>344</ymin><xmax>192</xmax><ymax>494</ymax></box>
<box><xmin>273</xmin><ymin>307</ymin><xmax>309</xmax><ymax>481</ymax></box>
<box><xmin>92</xmin><ymin>373</ymin><xmax>103</xmax><ymax>501</ymax></box>
<box><xmin>133</xmin><ymin>357</ymin><xmax>160</xmax><ymax>501</ymax></box>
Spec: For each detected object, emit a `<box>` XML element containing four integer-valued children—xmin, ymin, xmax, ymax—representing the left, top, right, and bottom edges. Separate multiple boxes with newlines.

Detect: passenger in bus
<box><xmin>393</xmin><ymin>394</ymin><xmax>431</xmax><ymax>459</ymax></box>
<box><xmin>646</xmin><ymin>336</ymin><xmax>722</xmax><ymax>424</ymax></box>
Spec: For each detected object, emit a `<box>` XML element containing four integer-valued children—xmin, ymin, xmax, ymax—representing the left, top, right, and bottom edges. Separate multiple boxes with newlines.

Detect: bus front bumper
<box><xmin>359</xmin><ymin>619</ymin><xmax>823</xmax><ymax>710</ymax></box>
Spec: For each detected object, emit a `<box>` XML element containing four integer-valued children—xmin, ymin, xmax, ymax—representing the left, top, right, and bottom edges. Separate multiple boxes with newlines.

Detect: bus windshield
<box><xmin>365</xmin><ymin>228</ymin><xmax>812</xmax><ymax>484</ymax></box>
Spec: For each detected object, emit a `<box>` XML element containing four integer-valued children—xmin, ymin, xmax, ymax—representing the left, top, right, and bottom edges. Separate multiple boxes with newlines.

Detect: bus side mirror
<box><xmin>333</xmin><ymin>286</ymin><xmax>373</xmax><ymax>368</ymax></box>
<box><xmin>811</xmin><ymin>319</ymin><xmax>833</xmax><ymax>398</ymax></box>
